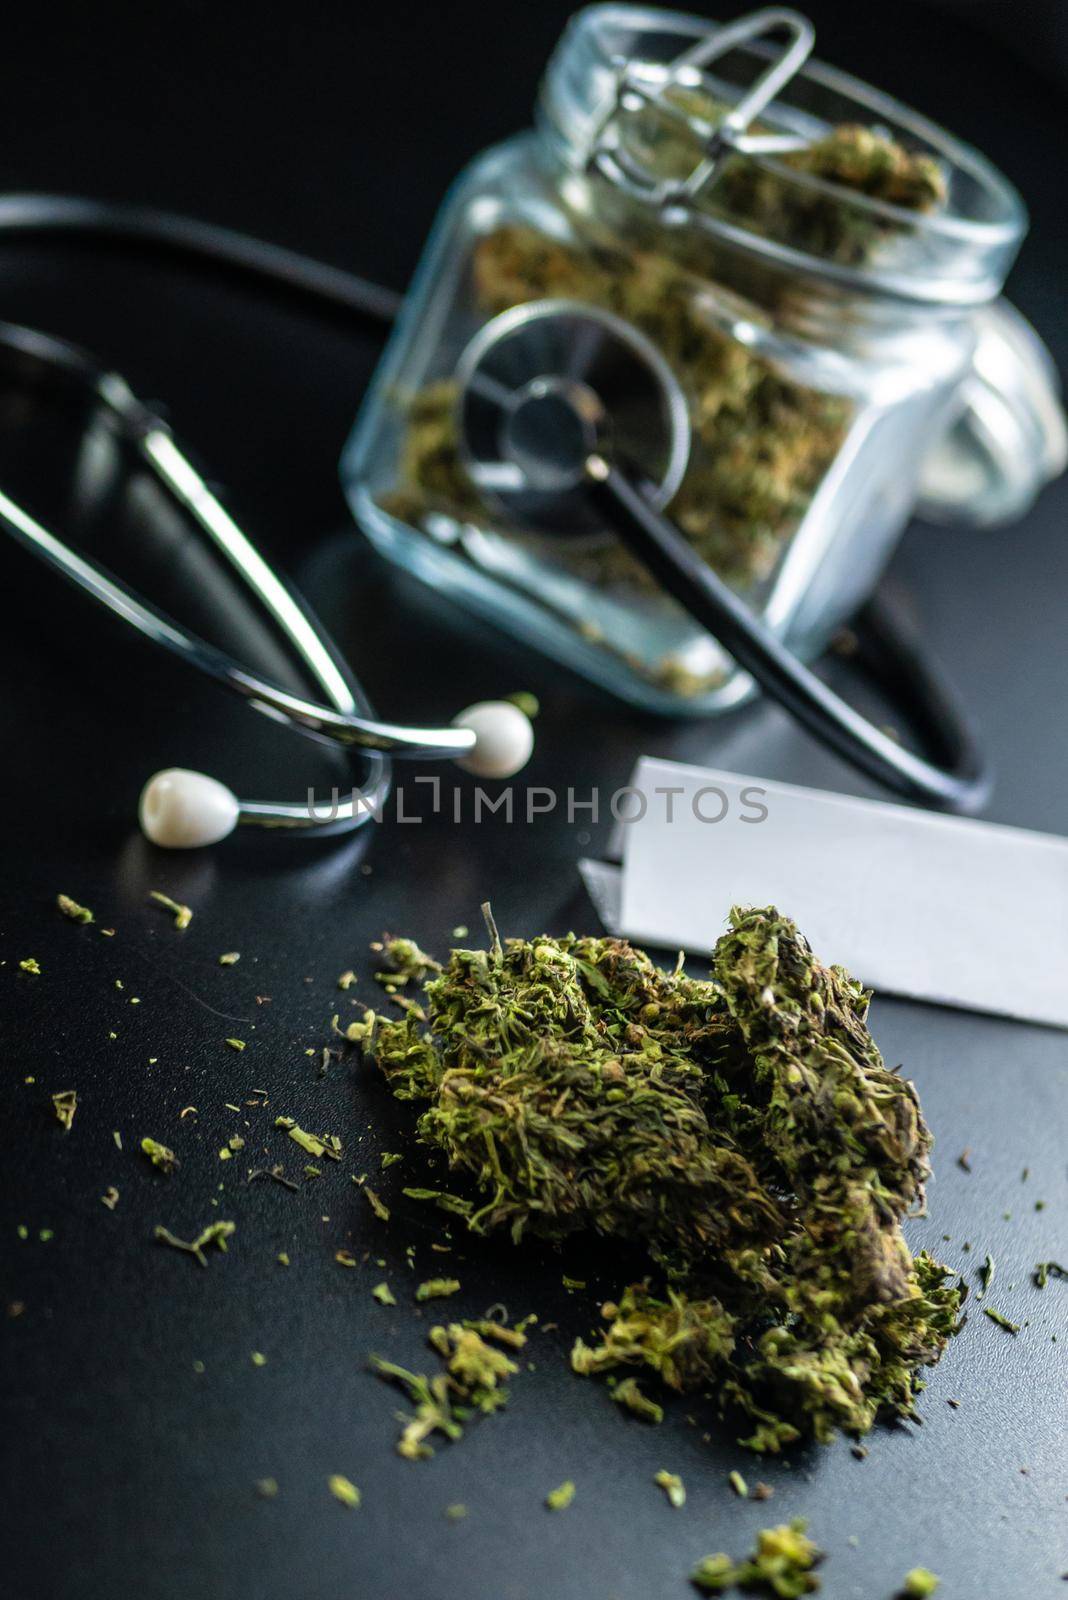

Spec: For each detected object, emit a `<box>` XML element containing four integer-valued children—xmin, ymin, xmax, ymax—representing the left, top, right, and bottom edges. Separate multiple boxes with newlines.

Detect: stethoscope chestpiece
<box><xmin>456</xmin><ymin>298</ymin><xmax>691</xmax><ymax>539</ymax></box>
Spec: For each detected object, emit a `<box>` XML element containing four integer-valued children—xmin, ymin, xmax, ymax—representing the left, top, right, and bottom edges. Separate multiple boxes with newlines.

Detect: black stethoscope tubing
<box><xmin>584</xmin><ymin>457</ymin><xmax>987</xmax><ymax>811</ymax></box>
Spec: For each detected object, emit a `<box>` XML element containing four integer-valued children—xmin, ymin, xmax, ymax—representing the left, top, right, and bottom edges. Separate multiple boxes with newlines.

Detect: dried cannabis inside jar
<box><xmin>623</xmin><ymin>89</ymin><xmax>946</xmax><ymax>263</ymax></box>
<box><xmin>387</xmin><ymin>222</ymin><xmax>853</xmax><ymax>601</ymax></box>
<box><xmin>383</xmin><ymin>106</ymin><xmax>947</xmax><ymax>694</ymax></box>
<box><xmin>361</xmin><ymin>907</ymin><xmax>963</xmax><ymax>1453</ymax></box>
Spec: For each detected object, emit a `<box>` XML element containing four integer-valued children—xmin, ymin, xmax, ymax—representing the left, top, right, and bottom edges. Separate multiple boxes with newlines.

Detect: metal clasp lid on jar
<box><xmin>584</xmin><ymin>6</ymin><xmax>815</xmax><ymax>210</ymax></box>
<box><xmin>577</xmin><ymin>3</ymin><xmax>1065</xmax><ymax>527</ymax></box>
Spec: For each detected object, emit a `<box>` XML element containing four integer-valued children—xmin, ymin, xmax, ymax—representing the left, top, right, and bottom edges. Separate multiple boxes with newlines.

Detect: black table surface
<box><xmin>1</xmin><ymin>4</ymin><xmax>1066</xmax><ymax>1598</ymax></box>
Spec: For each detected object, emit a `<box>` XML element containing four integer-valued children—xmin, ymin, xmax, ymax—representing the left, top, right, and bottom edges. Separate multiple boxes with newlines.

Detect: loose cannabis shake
<box><xmin>361</xmin><ymin>907</ymin><xmax>963</xmax><ymax>1453</ymax></box>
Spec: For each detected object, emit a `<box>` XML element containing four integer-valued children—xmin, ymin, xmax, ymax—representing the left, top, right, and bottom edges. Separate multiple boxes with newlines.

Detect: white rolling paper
<box><xmin>582</xmin><ymin>757</ymin><xmax>1068</xmax><ymax>1029</ymax></box>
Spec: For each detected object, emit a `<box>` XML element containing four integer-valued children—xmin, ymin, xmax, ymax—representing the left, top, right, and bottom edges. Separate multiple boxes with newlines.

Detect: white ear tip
<box><xmin>452</xmin><ymin>701</ymin><xmax>535</xmax><ymax>779</ymax></box>
<box><xmin>139</xmin><ymin>769</ymin><xmax>240</xmax><ymax>849</ymax></box>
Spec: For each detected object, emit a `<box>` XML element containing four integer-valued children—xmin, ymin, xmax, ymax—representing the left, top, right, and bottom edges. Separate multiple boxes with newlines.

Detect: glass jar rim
<box><xmin>539</xmin><ymin>4</ymin><xmax>1027</xmax><ymax>305</ymax></box>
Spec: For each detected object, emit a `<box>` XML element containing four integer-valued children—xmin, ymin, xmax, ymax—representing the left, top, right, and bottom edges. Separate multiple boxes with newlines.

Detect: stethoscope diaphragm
<box><xmin>457</xmin><ymin>298</ymin><xmax>690</xmax><ymax>540</ymax></box>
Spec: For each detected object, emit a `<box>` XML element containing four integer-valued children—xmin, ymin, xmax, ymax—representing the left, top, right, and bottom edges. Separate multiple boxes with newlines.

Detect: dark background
<box><xmin>1</xmin><ymin>4</ymin><xmax>1065</xmax><ymax>1598</ymax></box>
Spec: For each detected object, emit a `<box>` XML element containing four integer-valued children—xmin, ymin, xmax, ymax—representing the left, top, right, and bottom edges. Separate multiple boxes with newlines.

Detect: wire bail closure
<box><xmin>585</xmin><ymin>6</ymin><xmax>815</xmax><ymax>209</ymax></box>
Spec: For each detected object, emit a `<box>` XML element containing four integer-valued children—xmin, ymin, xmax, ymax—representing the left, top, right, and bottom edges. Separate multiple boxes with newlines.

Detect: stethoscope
<box><xmin>0</xmin><ymin>190</ymin><xmax>987</xmax><ymax>846</ymax></box>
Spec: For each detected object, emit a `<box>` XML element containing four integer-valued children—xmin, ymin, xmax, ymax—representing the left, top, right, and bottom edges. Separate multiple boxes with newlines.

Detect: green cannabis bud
<box><xmin>367</xmin><ymin>907</ymin><xmax>963</xmax><ymax>1453</ymax></box>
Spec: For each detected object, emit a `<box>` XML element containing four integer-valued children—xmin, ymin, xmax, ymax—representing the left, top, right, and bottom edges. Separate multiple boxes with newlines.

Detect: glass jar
<box><xmin>342</xmin><ymin>4</ymin><xmax>1064</xmax><ymax>715</ymax></box>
